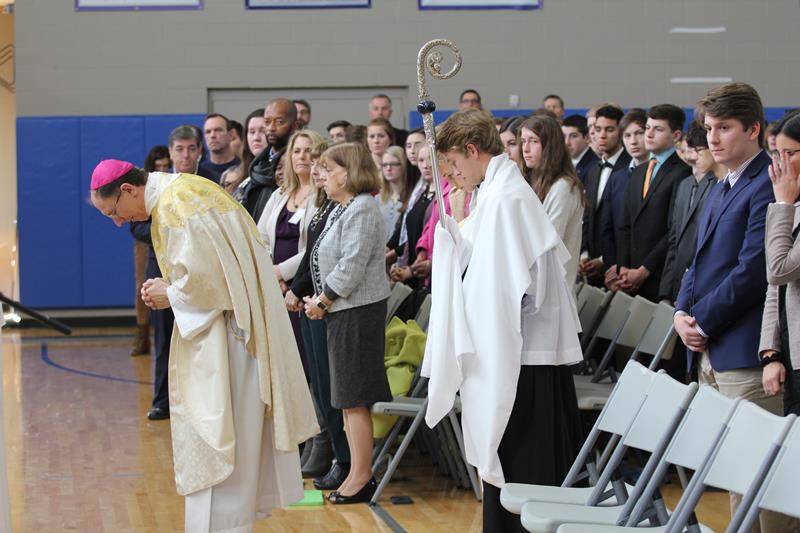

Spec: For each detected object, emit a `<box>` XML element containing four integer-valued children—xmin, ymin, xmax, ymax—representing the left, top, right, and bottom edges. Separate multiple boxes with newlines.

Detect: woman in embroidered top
<box><xmin>305</xmin><ymin>142</ymin><xmax>392</xmax><ymax>504</ymax></box>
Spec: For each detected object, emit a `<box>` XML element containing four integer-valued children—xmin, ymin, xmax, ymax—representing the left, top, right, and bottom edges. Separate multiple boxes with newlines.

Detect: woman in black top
<box><xmin>284</xmin><ymin>142</ymin><xmax>351</xmax><ymax>489</ymax></box>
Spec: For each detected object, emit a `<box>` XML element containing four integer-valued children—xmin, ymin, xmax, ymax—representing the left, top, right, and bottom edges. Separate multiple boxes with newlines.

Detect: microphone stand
<box><xmin>0</xmin><ymin>293</ymin><xmax>72</xmax><ymax>336</ymax></box>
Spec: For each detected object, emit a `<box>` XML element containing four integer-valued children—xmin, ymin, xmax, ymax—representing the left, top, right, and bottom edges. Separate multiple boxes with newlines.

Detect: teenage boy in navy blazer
<box><xmin>616</xmin><ymin>105</ymin><xmax>691</xmax><ymax>302</ymax></box>
<box><xmin>675</xmin><ymin>83</ymin><xmax>793</xmax><ymax>532</ymax></box>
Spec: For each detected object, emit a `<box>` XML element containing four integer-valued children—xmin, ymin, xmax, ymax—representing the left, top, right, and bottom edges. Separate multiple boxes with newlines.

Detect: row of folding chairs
<box><xmin>574</xmin><ymin>283</ymin><xmax>678</xmax><ymax>411</ymax></box>
<box><xmin>371</xmin><ymin>288</ymin><xmax>481</xmax><ymax>505</ymax></box>
<box><xmin>499</xmin><ymin>359</ymin><xmax>800</xmax><ymax>532</ymax></box>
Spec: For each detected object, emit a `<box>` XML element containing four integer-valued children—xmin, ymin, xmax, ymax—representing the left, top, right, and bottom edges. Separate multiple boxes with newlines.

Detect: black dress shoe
<box><xmin>147</xmin><ymin>407</ymin><xmax>170</xmax><ymax>420</ymax></box>
<box><xmin>302</xmin><ymin>432</ymin><xmax>334</xmax><ymax>478</ymax></box>
<box><xmin>314</xmin><ymin>461</ymin><xmax>350</xmax><ymax>490</ymax></box>
<box><xmin>328</xmin><ymin>478</ymin><xmax>377</xmax><ymax>505</ymax></box>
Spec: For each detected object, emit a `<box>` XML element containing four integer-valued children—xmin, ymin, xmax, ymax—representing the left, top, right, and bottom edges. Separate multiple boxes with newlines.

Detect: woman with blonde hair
<box><xmin>519</xmin><ymin>115</ymin><xmax>586</xmax><ymax>286</ymax></box>
<box><xmin>305</xmin><ymin>142</ymin><xmax>392</xmax><ymax>504</ymax></box>
<box><xmin>376</xmin><ymin>146</ymin><xmax>408</xmax><ymax>241</ymax></box>
<box><xmin>257</xmin><ymin>129</ymin><xmax>326</xmax><ymax>380</ymax></box>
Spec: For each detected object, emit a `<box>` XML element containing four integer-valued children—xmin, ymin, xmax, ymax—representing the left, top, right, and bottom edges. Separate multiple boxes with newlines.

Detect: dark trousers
<box><xmin>300</xmin><ymin>315</ymin><xmax>349</xmax><ymax>464</ymax></box>
<box><xmin>785</xmin><ymin>368</ymin><xmax>800</xmax><ymax>416</ymax></box>
<box><xmin>151</xmin><ymin>307</ymin><xmax>173</xmax><ymax>410</ymax></box>
<box><xmin>482</xmin><ymin>365</ymin><xmax>584</xmax><ymax>532</ymax></box>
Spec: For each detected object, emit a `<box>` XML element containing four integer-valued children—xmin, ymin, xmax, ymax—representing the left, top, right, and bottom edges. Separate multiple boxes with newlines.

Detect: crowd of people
<box><xmin>125</xmin><ymin>83</ymin><xmax>800</xmax><ymax>530</ymax></box>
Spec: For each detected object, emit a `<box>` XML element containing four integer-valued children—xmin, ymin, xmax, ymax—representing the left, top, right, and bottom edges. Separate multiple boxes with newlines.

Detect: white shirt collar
<box><xmin>603</xmin><ymin>146</ymin><xmax>625</xmax><ymax>166</ymax></box>
<box><xmin>571</xmin><ymin>147</ymin><xmax>589</xmax><ymax>168</ymax></box>
<box><xmin>724</xmin><ymin>150</ymin><xmax>762</xmax><ymax>188</ymax></box>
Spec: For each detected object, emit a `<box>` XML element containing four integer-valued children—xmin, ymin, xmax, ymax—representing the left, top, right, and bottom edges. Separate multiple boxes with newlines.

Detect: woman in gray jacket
<box><xmin>760</xmin><ymin>112</ymin><xmax>800</xmax><ymax>415</ymax></box>
<box><xmin>305</xmin><ymin>142</ymin><xmax>392</xmax><ymax>504</ymax></box>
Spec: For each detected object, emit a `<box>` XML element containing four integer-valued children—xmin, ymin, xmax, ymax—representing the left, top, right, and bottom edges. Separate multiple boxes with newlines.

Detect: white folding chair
<box><xmin>414</xmin><ymin>293</ymin><xmax>432</xmax><ymax>332</ymax></box>
<box><xmin>501</xmin><ymin>361</ymin><xmax>654</xmax><ymax>515</ymax></box>
<box><xmin>580</xmin><ymin>291</ymin><xmax>635</xmax><ymax>375</ymax></box>
<box><xmin>674</xmin><ymin>403</ymin><xmax>796</xmax><ymax>532</ymax></box>
<box><xmin>630</xmin><ymin>302</ymin><xmax>678</xmax><ymax>371</ymax></box>
<box><xmin>579</xmin><ymin>286</ymin><xmax>613</xmax><ymax>350</ymax></box>
<box><xmin>370</xmin><ymin>393</ymin><xmax>481</xmax><ymax>504</ymax></box>
<box><xmin>575</xmin><ymin>294</ymin><xmax>650</xmax><ymax>410</ymax></box>
<box><xmin>577</xmin><ymin>295</ymin><xmax>655</xmax><ymax>384</ymax></box>
<box><xmin>518</xmin><ymin>372</ymin><xmax>698</xmax><ymax>533</ymax></box>
<box><xmin>735</xmin><ymin>418</ymin><xmax>800</xmax><ymax>532</ymax></box>
<box><xmin>575</xmin><ymin>281</ymin><xmax>585</xmax><ymax>299</ymax></box>
<box><xmin>555</xmin><ymin>397</ymin><xmax>794</xmax><ymax>533</ymax></box>
<box><xmin>385</xmin><ymin>282</ymin><xmax>412</xmax><ymax>325</ymax></box>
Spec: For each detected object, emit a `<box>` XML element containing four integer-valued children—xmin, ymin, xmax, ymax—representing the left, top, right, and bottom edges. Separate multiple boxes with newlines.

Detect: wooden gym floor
<box><xmin>0</xmin><ymin>328</ymin><xmax>730</xmax><ymax>532</ymax></box>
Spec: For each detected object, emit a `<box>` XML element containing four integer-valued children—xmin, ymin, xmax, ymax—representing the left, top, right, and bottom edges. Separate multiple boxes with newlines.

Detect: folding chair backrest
<box><xmin>752</xmin><ymin>419</ymin><xmax>800</xmax><ymax>519</ymax></box>
<box><xmin>621</xmin><ymin>372</ymin><xmax>698</xmax><ymax>453</ymax></box>
<box><xmin>635</xmin><ymin>302</ymin><xmax>677</xmax><ymax>358</ymax></box>
<box><xmin>702</xmin><ymin>402</ymin><xmax>795</xmax><ymax>495</ymax></box>
<box><xmin>595</xmin><ymin>360</ymin><xmax>655</xmax><ymax>435</ymax></box>
<box><xmin>415</xmin><ymin>294</ymin><xmax>432</xmax><ymax>332</ymax></box>
<box><xmin>615</xmin><ymin>296</ymin><xmax>657</xmax><ymax>349</ymax></box>
<box><xmin>385</xmin><ymin>283</ymin><xmax>413</xmax><ymax>324</ymax></box>
<box><xmin>578</xmin><ymin>286</ymin><xmax>606</xmax><ymax>333</ymax></box>
<box><xmin>593</xmin><ymin>291</ymin><xmax>634</xmax><ymax>341</ymax></box>
<box><xmin>574</xmin><ymin>281</ymin><xmax>585</xmax><ymax>298</ymax></box>
<box><xmin>663</xmin><ymin>384</ymin><xmax>740</xmax><ymax>472</ymax></box>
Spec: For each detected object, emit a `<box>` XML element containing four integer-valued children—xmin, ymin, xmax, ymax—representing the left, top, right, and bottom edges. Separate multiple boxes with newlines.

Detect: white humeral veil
<box><xmin>422</xmin><ymin>154</ymin><xmax>582</xmax><ymax>488</ymax></box>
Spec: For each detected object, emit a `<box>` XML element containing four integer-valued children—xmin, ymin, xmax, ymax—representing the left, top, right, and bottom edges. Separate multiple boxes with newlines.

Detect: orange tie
<box><xmin>642</xmin><ymin>158</ymin><xmax>657</xmax><ymax>198</ymax></box>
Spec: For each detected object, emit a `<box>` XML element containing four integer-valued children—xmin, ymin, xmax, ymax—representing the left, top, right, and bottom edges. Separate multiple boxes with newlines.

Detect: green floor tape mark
<box><xmin>290</xmin><ymin>489</ymin><xmax>325</xmax><ymax>507</ymax></box>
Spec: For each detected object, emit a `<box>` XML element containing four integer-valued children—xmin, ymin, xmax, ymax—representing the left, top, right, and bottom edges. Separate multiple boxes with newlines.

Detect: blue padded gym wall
<box><xmin>17</xmin><ymin>114</ymin><xmax>205</xmax><ymax>309</ymax></box>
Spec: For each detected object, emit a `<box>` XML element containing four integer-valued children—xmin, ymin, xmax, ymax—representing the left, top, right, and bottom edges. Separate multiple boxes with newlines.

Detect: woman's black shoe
<box><xmin>327</xmin><ymin>478</ymin><xmax>377</xmax><ymax>505</ymax></box>
<box><xmin>314</xmin><ymin>462</ymin><xmax>350</xmax><ymax>490</ymax></box>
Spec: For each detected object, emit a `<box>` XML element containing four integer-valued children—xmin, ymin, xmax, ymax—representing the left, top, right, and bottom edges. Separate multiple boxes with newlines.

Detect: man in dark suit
<box><xmin>659</xmin><ymin>121</ymin><xmax>721</xmax><ymax>303</ymax></box>
<box><xmin>562</xmin><ymin>114</ymin><xmax>599</xmax><ymax>185</ymax></box>
<box><xmin>674</xmin><ymin>82</ymin><xmax>788</xmax><ymax>532</ymax></box>
<box><xmin>616</xmin><ymin>104</ymin><xmax>691</xmax><ymax>301</ymax></box>
<box><xmin>580</xmin><ymin>105</ymin><xmax>631</xmax><ymax>286</ymax></box>
<box><xmin>601</xmin><ymin>109</ymin><xmax>649</xmax><ymax>276</ymax></box>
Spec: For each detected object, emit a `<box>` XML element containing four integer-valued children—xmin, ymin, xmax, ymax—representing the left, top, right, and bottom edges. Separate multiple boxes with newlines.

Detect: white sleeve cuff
<box><xmin>695</xmin><ymin>322</ymin><xmax>708</xmax><ymax>338</ymax></box>
<box><xmin>167</xmin><ymin>285</ymin><xmax>222</xmax><ymax>340</ymax></box>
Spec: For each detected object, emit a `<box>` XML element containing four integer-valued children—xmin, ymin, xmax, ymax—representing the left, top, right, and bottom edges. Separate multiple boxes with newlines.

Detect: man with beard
<box><xmin>238</xmin><ymin>98</ymin><xmax>298</xmax><ymax>222</ymax></box>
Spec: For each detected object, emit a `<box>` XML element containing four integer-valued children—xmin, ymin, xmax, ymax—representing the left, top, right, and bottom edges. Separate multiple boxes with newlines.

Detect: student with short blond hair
<box><xmin>430</xmin><ymin>108</ymin><xmax>582</xmax><ymax>532</ymax></box>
